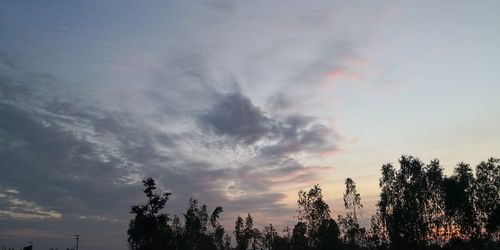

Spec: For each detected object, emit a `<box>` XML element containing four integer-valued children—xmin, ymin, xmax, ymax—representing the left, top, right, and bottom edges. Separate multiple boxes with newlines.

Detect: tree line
<box><xmin>127</xmin><ymin>155</ymin><xmax>499</xmax><ymax>250</ymax></box>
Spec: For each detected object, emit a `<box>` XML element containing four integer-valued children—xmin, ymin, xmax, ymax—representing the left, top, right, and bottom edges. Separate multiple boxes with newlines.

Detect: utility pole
<box><xmin>74</xmin><ymin>234</ymin><xmax>80</xmax><ymax>250</ymax></box>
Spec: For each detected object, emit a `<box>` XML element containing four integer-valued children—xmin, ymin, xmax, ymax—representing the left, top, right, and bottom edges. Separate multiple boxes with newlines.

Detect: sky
<box><xmin>1</xmin><ymin>1</ymin><xmax>500</xmax><ymax>249</ymax></box>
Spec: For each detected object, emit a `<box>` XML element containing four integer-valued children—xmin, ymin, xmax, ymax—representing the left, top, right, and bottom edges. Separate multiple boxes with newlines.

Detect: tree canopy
<box><xmin>128</xmin><ymin>155</ymin><xmax>499</xmax><ymax>250</ymax></box>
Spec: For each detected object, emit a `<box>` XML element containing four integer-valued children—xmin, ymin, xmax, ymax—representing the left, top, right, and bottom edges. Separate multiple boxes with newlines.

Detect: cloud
<box><xmin>0</xmin><ymin>101</ymin><xmax>138</xmax><ymax>220</ymax></box>
<box><xmin>264</xmin><ymin>39</ymin><xmax>363</xmax><ymax>114</ymax></box>
<box><xmin>325</xmin><ymin>68</ymin><xmax>362</xmax><ymax>82</ymax></box>
<box><xmin>199</xmin><ymin>92</ymin><xmax>339</xmax><ymax>157</ymax></box>
<box><xmin>198</xmin><ymin>92</ymin><xmax>277</xmax><ymax>144</ymax></box>
<box><xmin>0</xmin><ymin>191</ymin><xmax>62</xmax><ymax>220</ymax></box>
<box><xmin>0</xmin><ymin>228</ymin><xmax>65</xmax><ymax>239</ymax></box>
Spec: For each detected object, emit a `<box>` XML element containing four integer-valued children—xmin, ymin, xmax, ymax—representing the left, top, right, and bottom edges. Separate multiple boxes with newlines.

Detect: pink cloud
<box><xmin>235</xmin><ymin>165</ymin><xmax>335</xmax><ymax>187</ymax></box>
<box><xmin>266</xmin><ymin>166</ymin><xmax>334</xmax><ymax>183</ymax></box>
<box><xmin>325</xmin><ymin>69</ymin><xmax>363</xmax><ymax>82</ymax></box>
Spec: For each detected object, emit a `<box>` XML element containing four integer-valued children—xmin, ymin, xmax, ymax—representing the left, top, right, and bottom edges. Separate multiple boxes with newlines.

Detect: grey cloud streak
<box><xmin>199</xmin><ymin>92</ymin><xmax>338</xmax><ymax>157</ymax></box>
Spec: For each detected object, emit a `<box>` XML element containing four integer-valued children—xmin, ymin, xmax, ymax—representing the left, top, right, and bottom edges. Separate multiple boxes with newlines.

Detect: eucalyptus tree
<box><xmin>343</xmin><ymin>178</ymin><xmax>363</xmax><ymax>220</ymax></box>
<box><xmin>234</xmin><ymin>213</ymin><xmax>258</xmax><ymax>250</ymax></box>
<box><xmin>297</xmin><ymin>185</ymin><xmax>331</xmax><ymax>247</ymax></box>
<box><xmin>443</xmin><ymin>163</ymin><xmax>479</xmax><ymax>239</ymax></box>
<box><xmin>475</xmin><ymin>158</ymin><xmax>500</xmax><ymax>237</ymax></box>
<box><xmin>339</xmin><ymin>178</ymin><xmax>366</xmax><ymax>247</ymax></box>
<box><xmin>179</xmin><ymin>198</ymin><xmax>226</xmax><ymax>250</ymax></box>
<box><xmin>235</xmin><ymin>215</ymin><xmax>247</xmax><ymax>250</ymax></box>
<box><xmin>210</xmin><ymin>206</ymin><xmax>226</xmax><ymax>250</ymax></box>
<box><xmin>424</xmin><ymin>160</ymin><xmax>445</xmax><ymax>244</ymax></box>
<box><xmin>377</xmin><ymin>156</ymin><xmax>435</xmax><ymax>249</ymax></box>
<box><xmin>245</xmin><ymin>213</ymin><xmax>260</xmax><ymax>250</ymax></box>
<box><xmin>367</xmin><ymin>211</ymin><xmax>389</xmax><ymax>249</ymax></box>
<box><xmin>183</xmin><ymin>198</ymin><xmax>208</xmax><ymax>249</ymax></box>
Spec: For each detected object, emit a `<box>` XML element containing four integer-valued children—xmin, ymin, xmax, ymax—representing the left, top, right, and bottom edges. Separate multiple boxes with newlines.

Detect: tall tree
<box><xmin>424</xmin><ymin>160</ymin><xmax>445</xmax><ymax>245</ymax></box>
<box><xmin>183</xmin><ymin>198</ymin><xmax>209</xmax><ymax>249</ymax></box>
<box><xmin>171</xmin><ymin>215</ymin><xmax>184</xmax><ymax>250</ymax></box>
<box><xmin>475</xmin><ymin>158</ymin><xmax>500</xmax><ymax>238</ymax></box>
<box><xmin>210</xmin><ymin>206</ymin><xmax>226</xmax><ymax>250</ymax></box>
<box><xmin>339</xmin><ymin>178</ymin><xmax>365</xmax><ymax>247</ymax></box>
<box><xmin>444</xmin><ymin>163</ymin><xmax>479</xmax><ymax>239</ymax></box>
<box><xmin>180</xmin><ymin>198</ymin><xmax>225</xmax><ymax>250</ymax></box>
<box><xmin>367</xmin><ymin>211</ymin><xmax>389</xmax><ymax>249</ymax></box>
<box><xmin>127</xmin><ymin>178</ymin><xmax>172</xmax><ymax>250</ymax></box>
<box><xmin>343</xmin><ymin>178</ymin><xmax>363</xmax><ymax>220</ymax></box>
<box><xmin>235</xmin><ymin>215</ymin><xmax>247</xmax><ymax>250</ymax></box>
<box><xmin>297</xmin><ymin>185</ymin><xmax>330</xmax><ymax>247</ymax></box>
<box><xmin>244</xmin><ymin>213</ymin><xmax>260</xmax><ymax>250</ymax></box>
<box><xmin>377</xmin><ymin>156</ymin><xmax>433</xmax><ymax>249</ymax></box>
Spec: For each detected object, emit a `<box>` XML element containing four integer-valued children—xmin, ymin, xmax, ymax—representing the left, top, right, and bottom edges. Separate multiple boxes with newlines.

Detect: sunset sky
<box><xmin>1</xmin><ymin>1</ymin><xmax>499</xmax><ymax>249</ymax></box>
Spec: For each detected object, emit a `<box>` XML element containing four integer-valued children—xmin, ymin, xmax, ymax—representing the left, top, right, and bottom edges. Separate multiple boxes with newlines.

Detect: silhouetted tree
<box><xmin>234</xmin><ymin>213</ymin><xmax>260</xmax><ymax>250</ymax></box>
<box><xmin>282</xmin><ymin>226</ymin><xmax>292</xmax><ymax>249</ymax></box>
<box><xmin>183</xmin><ymin>198</ymin><xmax>222</xmax><ymax>250</ymax></box>
<box><xmin>291</xmin><ymin>222</ymin><xmax>308</xmax><ymax>250</ymax></box>
<box><xmin>344</xmin><ymin>178</ymin><xmax>363</xmax><ymax>220</ymax></box>
<box><xmin>224</xmin><ymin>234</ymin><xmax>232</xmax><ymax>250</ymax></box>
<box><xmin>210</xmin><ymin>206</ymin><xmax>226</xmax><ymax>250</ymax></box>
<box><xmin>245</xmin><ymin>213</ymin><xmax>262</xmax><ymax>250</ymax></box>
<box><xmin>339</xmin><ymin>178</ymin><xmax>366</xmax><ymax>248</ymax></box>
<box><xmin>367</xmin><ymin>211</ymin><xmax>389</xmax><ymax>250</ymax></box>
<box><xmin>443</xmin><ymin>163</ymin><xmax>479</xmax><ymax>240</ymax></box>
<box><xmin>297</xmin><ymin>185</ymin><xmax>330</xmax><ymax>247</ymax></box>
<box><xmin>235</xmin><ymin>215</ymin><xmax>248</xmax><ymax>250</ymax></box>
<box><xmin>339</xmin><ymin>215</ymin><xmax>367</xmax><ymax>249</ymax></box>
<box><xmin>126</xmin><ymin>156</ymin><xmax>500</xmax><ymax>250</ymax></box>
<box><xmin>261</xmin><ymin>225</ymin><xmax>291</xmax><ymax>250</ymax></box>
<box><xmin>487</xmin><ymin>206</ymin><xmax>500</xmax><ymax>237</ymax></box>
<box><xmin>475</xmin><ymin>158</ymin><xmax>500</xmax><ymax>238</ymax></box>
<box><xmin>317</xmin><ymin>218</ymin><xmax>341</xmax><ymax>250</ymax></box>
<box><xmin>377</xmin><ymin>156</ymin><xmax>435</xmax><ymax>249</ymax></box>
<box><xmin>128</xmin><ymin>178</ymin><xmax>172</xmax><ymax>250</ymax></box>
<box><xmin>171</xmin><ymin>215</ymin><xmax>184</xmax><ymax>249</ymax></box>
<box><xmin>128</xmin><ymin>178</ymin><xmax>227</xmax><ymax>250</ymax></box>
<box><xmin>262</xmin><ymin>224</ymin><xmax>278</xmax><ymax>250</ymax></box>
<box><xmin>251</xmin><ymin>228</ymin><xmax>262</xmax><ymax>250</ymax></box>
<box><xmin>263</xmin><ymin>225</ymin><xmax>292</xmax><ymax>250</ymax></box>
<box><xmin>424</xmin><ymin>160</ymin><xmax>445</xmax><ymax>245</ymax></box>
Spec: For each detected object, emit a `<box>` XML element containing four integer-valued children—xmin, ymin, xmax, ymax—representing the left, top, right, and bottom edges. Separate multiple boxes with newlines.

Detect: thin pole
<box><xmin>74</xmin><ymin>234</ymin><xmax>80</xmax><ymax>250</ymax></box>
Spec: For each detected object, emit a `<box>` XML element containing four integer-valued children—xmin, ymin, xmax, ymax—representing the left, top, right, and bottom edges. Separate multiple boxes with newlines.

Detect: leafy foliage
<box><xmin>127</xmin><ymin>178</ymin><xmax>172</xmax><ymax>250</ymax></box>
<box><xmin>297</xmin><ymin>185</ymin><xmax>331</xmax><ymax>247</ymax></box>
<box><xmin>128</xmin><ymin>178</ymin><xmax>229</xmax><ymax>250</ymax></box>
<box><xmin>128</xmin><ymin>155</ymin><xmax>500</xmax><ymax>250</ymax></box>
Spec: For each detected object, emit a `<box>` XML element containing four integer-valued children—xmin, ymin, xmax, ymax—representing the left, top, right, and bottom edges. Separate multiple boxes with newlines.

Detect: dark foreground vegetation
<box><xmin>128</xmin><ymin>155</ymin><xmax>500</xmax><ymax>250</ymax></box>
